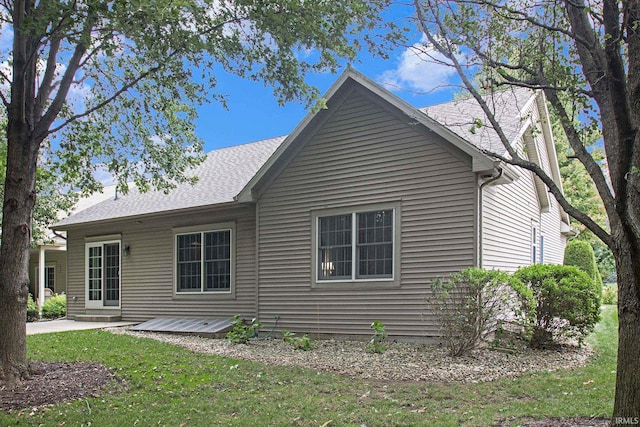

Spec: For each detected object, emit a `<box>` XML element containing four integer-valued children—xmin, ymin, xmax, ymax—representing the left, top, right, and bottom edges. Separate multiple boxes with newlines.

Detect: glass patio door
<box><xmin>87</xmin><ymin>241</ymin><xmax>120</xmax><ymax>308</ymax></box>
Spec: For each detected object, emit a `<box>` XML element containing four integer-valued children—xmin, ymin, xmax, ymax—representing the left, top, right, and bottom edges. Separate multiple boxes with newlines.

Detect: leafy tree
<box><xmin>554</xmin><ymin>119</ymin><xmax>615</xmax><ymax>283</ymax></box>
<box><xmin>0</xmin><ymin>120</ymin><xmax>76</xmax><ymax>244</ymax></box>
<box><xmin>403</xmin><ymin>0</ymin><xmax>640</xmax><ymax>418</ymax></box>
<box><xmin>0</xmin><ymin>0</ymin><xmax>387</xmax><ymax>383</ymax></box>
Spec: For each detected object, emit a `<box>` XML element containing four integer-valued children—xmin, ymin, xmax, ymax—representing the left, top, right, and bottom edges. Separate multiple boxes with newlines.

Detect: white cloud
<box><xmin>92</xmin><ymin>165</ymin><xmax>118</xmax><ymax>187</ymax></box>
<box><xmin>378</xmin><ymin>41</ymin><xmax>458</xmax><ymax>94</ymax></box>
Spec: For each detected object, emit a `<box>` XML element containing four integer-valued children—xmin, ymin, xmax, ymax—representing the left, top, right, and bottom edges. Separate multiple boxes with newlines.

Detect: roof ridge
<box><xmin>206</xmin><ymin>134</ymin><xmax>288</xmax><ymax>154</ymax></box>
<box><xmin>419</xmin><ymin>86</ymin><xmax>533</xmax><ymax>110</ymax></box>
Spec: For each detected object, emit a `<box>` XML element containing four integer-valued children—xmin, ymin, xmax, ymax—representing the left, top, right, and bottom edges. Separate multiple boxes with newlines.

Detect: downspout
<box><xmin>478</xmin><ymin>168</ymin><xmax>504</xmax><ymax>269</ymax></box>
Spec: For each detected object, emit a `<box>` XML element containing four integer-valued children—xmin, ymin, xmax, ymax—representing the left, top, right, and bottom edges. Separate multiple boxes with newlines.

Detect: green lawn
<box><xmin>2</xmin><ymin>306</ymin><xmax>617</xmax><ymax>426</ymax></box>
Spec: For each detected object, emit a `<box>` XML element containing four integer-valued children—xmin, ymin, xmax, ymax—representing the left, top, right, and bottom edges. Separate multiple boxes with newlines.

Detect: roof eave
<box><xmin>53</xmin><ymin>200</ymin><xmax>245</xmax><ymax>231</ymax></box>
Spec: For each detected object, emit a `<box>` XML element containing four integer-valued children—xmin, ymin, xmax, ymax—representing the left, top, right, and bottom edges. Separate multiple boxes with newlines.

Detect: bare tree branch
<box><xmin>32</xmin><ymin>16</ymin><xmax>93</xmax><ymax>142</ymax></box>
<box><xmin>34</xmin><ymin>36</ymin><xmax>61</xmax><ymax>119</ymax></box>
<box><xmin>487</xmin><ymin>148</ymin><xmax>612</xmax><ymax>244</ymax></box>
<box><xmin>414</xmin><ymin>0</ymin><xmax>613</xmax><ymax>245</ymax></box>
<box><xmin>45</xmin><ymin>17</ymin><xmax>241</xmax><ymax>137</ymax></box>
<box><xmin>457</xmin><ymin>0</ymin><xmax>597</xmax><ymax>49</ymax></box>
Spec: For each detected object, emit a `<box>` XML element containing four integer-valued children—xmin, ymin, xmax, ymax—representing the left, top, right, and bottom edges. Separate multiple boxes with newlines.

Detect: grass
<box><xmin>1</xmin><ymin>306</ymin><xmax>617</xmax><ymax>426</ymax></box>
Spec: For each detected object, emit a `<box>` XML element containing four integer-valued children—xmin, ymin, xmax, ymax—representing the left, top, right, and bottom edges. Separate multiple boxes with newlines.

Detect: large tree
<box><xmin>0</xmin><ymin>123</ymin><xmax>77</xmax><ymax>245</ymax></box>
<box><xmin>405</xmin><ymin>0</ymin><xmax>638</xmax><ymax>420</ymax></box>
<box><xmin>0</xmin><ymin>0</ymin><xmax>387</xmax><ymax>383</ymax></box>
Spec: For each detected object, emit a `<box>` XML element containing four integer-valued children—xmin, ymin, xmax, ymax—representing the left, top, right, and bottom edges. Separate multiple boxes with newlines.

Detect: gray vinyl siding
<box><xmin>482</xmin><ymin>103</ymin><xmax>566</xmax><ymax>270</ymax></box>
<box><xmin>256</xmin><ymin>89</ymin><xmax>477</xmax><ymax>339</ymax></box>
<box><xmin>65</xmin><ymin>205</ymin><xmax>257</xmax><ymax>321</ymax></box>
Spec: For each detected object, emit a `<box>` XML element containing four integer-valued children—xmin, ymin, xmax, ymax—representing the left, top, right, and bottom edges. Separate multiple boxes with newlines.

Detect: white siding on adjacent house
<box><xmin>28</xmin><ymin>250</ymin><xmax>67</xmax><ymax>296</ymax></box>
<box><xmin>65</xmin><ymin>205</ymin><xmax>257</xmax><ymax>321</ymax></box>
<box><xmin>482</xmin><ymin>101</ymin><xmax>567</xmax><ymax>270</ymax></box>
<box><xmin>256</xmin><ymin>88</ymin><xmax>477</xmax><ymax>339</ymax></box>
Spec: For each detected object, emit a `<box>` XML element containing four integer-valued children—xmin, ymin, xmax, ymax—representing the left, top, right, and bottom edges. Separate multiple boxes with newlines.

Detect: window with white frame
<box><xmin>34</xmin><ymin>265</ymin><xmax>55</xmax><ymax>290</ymax></box>
<box><xmin>317</xmin><ymin>208</ymin><xmax>394</xmax><ymax>281</ymax></box>
<box><xmin>532</xmin><ymin>224</ymin><xmax>539</xmax><ymax>264</ymax></box>
<box><xmin>176</xmin><ymin>228</ymin><xmax>232</xmax><ymax>293</ymax></box>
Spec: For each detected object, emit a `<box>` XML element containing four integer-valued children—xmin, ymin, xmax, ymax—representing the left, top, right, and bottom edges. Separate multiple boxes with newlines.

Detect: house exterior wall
<box><xmin>28</xmin><ymin>249</ymin><xmax>67</xmax><ymax>296</ymax></box>
<box><xmin>481</xmin><ymin>102</ymin><xmax>567</xmax><ymax>270</ymax></box>
<box><xmin>256</xmin><ymin>88</ymin><xmax>478</xmax><ymax>340</ymax></box>
<box><xmin>64</xmin><ymin>205</ymin><xmax>258</xmax><ymax>321</ymax></box>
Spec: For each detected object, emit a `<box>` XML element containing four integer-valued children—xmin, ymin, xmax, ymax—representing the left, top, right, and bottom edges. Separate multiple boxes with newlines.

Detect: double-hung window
<box><xmin>317</xmin><ymin>208</ymin><xmax>395</xmax><ymax>282</ymax></box>
<box><xmin>176</xmin><ymin>227</ymin><xmax>233</xmax><ymax>293</ymax></box>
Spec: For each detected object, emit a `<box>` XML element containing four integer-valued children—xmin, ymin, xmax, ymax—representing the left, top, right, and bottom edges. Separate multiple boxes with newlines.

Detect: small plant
<box><xmin>291</xmin><ymin>334</ymin><xmax>316</xmax><ymax>351</ymax></box>
<box><xmin>27</xmin><ymin>293</ymin><xmax>39</xmax><ymax>322</ymax></box>
<box><xmin>281</xmin><ymin>328</ymin><xmax>296</xmax><ymax>342</ymax></box>
<box><xmin>41</xmin><ymin>294</ymin><xmax>66</xmax><ymax>319</ymax></box>
<box><xmin>281</xmin><ymin>329</ymin><xmax>316</xmax><ymax>351</ymax></box>
<box><xmin>366</xmin><ymin>320</ymin><xmax>388</xmax><ymax>354</ymax></box>
<box><xmin>602</xmin><ymin>283</ymin><xmax>618</xmax><ymax>305</ymax></box>
<box><xmin>225</xmin><ymin>315</ymin><xmax>261</xmax><ymax>344</ymax></box>
<box><xmin>430</xmin><ymin>268</ymin><xmax>534</xmax><ymax>357</ymax></box>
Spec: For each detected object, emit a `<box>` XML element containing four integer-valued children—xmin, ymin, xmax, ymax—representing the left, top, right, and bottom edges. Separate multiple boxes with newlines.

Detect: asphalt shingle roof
<box><xmin>56</xmin><ymin>136</ymin><xmax>285</xmax><ymax>227</ymax></box>
<box><xmin>420</xmin><ymin>87</ymin><xmax>533</xmax><ymax>155</ymax></box>
<box><xmin>56</xmin><ymin>86</ymin><xmax>535</xmax><ymax>228</ymax></box>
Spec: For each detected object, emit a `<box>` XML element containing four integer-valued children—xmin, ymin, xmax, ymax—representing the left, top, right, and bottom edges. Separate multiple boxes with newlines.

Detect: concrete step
<box><xmin>74</xmin><ymin>314</ymin><xmax>122</xmax><ymax>322</ymax></box>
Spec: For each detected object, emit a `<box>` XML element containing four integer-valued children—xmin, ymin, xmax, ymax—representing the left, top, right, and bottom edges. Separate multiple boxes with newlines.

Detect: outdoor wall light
<box><xmin>124</xmin><ymin>244</ymin><xmax>131</xmax><ymax>257</ymax></box>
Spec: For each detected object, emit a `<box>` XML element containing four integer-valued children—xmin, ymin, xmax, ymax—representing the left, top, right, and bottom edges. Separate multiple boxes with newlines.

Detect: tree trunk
<box><xmin>612</xmin><ymin>239</ymin><xmax>640</xmax><ymax>421</ymax></box>
<box><xmin>0</xmin><ymin>126</ymin><xmax>39</xmax><ymax>384</ymax></box>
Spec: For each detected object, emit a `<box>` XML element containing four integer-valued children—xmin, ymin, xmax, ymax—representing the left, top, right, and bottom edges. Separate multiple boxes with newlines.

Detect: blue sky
<box><xmin>195</xmin><ymin>38</ymin><xmax>461</xmax><ymax>152</ymax></box>
<box><xmin>0</xmin><ymin>7</ymin><xmax>463</xmax><ymax>155</ymax></box>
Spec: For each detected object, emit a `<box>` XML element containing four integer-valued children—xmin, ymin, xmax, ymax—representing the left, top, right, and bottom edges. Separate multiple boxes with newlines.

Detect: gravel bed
<box><xmin>108</xmin><ymin>328</ymin><xmax>593</xmax><ymax>383</ymax></box>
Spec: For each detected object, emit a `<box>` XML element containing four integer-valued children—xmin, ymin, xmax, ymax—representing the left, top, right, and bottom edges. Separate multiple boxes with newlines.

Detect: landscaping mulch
<box><xmin>111</xmin><ymin>329</ymin><xmax>594</xmax><ymax>383</ymax></box>
<box><xmin>0</xmin><ymin>361</ymin><xmax>121</xmax><ymax>413</ymax></box>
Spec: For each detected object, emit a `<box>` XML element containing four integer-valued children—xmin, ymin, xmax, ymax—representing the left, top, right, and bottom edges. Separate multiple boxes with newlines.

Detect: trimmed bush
<box><xmin>41</xmin><ymin>294</ymin><xmax>67</xmax><ymax>319</ymax></box>
<box><xmin>564</xmin><ymin>240</ymin><xmax>603</xmax><ymax>292</ymax></box>
<box><xmin>27</xmin><ymin>294</ymin><xmax>39</xmax><ymax>322</ymax></box>
<box><xmin>430</xmin><ymin>267</ymin><xmax>535</xmax><ymax>356</ymax></box>
<box><xmin>514</xmin><ymin>264</ymin><xmax>601</xmax><ymax>348</ymax></box>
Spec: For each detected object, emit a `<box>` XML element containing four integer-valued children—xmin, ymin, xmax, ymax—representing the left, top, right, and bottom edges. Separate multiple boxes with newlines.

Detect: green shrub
<box><xmin>225</xmin><ymin>315</ymin><xmax>261</xmax><ymax>344</ymax></box>
<box><xmin>430</xmin><ymin>267</ymin><xmax>535</xmax><ymax>356</ymax></box>
<box><xmin>41</xmin><ymin>294</ymin><xmax>66</xmax><ymax>319</ymax></box>
<box><xmin>365</xmin><ymin>320</ymin><xmax>388</xmax><ymax>354</ymax></box>
<box><xmin>281</xmin><ymin>329</ymin><xmax>316</xmax><ymax>351</ymax></box>
<box><xmin>602</xmin><ymin>283</ymin><xmax>618</xmax><ymax>305</ymax></box>
<box><xmin>27</xmin><ymin>294</ymin><xmax>39</xmax><ymax>322</ymax></box>
<box><xmin>514</xmin><ymin>264</ymin><xmax>601</xmax><ymax>348</ymax></box>
<box><xmin>564</xmin><ymin>240</ymin><xmax>603</xmax><ymax>292</ymax></box>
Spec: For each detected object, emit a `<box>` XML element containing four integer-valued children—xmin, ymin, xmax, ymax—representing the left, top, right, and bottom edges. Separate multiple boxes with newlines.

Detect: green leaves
<box><xmin>6</xmin><ymin>0</ymin><xmax>389</xmax><ymax>194</ymax></box>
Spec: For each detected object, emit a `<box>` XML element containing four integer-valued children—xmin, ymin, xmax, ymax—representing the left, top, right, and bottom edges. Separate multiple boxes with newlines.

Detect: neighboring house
<box><xmin>54</xmin><ymin>69</ymin><xmax>573</xmax><ymax>340</ymax></box>
<box><xmin>29</xmin><ymin>185</ymin><xmax>118</xmax><ymax>310</ymax></box>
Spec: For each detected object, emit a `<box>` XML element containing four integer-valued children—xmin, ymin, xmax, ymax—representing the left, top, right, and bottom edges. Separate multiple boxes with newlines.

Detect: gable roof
<box><xmin>235</xmin><ymin>68</ymin><xmax>501</xmax><ymax>203</ymax></box>
<box><xmin>55</xmin><ymin>137</ymin><xmax>285</xmax><ymax>227</ymax></box>
<box><xmin>56</xmin><ymin>69</ymin><xmax>547</xmax><ymax>229</ymax></box>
